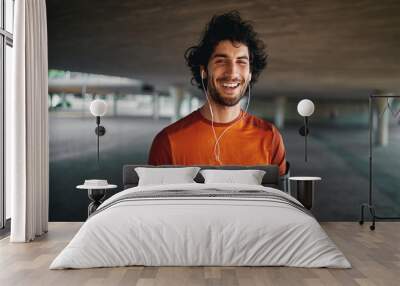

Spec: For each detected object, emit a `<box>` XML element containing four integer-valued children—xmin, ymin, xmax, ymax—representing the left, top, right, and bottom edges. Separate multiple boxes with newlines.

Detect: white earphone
<box><xmin>200</xmin><ymin>67</ymin><xmax>252</xmax><ymax>164</ymax></box>
<box><xmin>201</xmin><ymin>69</ymin><xmax>206</xmax><ymax>79</ymax></box>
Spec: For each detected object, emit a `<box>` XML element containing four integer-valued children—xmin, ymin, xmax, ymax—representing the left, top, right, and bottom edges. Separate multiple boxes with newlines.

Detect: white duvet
<box><xmin>50</xmin><ymin>183</ymin><xmax>351</xmax><ymax>269</ymax></box>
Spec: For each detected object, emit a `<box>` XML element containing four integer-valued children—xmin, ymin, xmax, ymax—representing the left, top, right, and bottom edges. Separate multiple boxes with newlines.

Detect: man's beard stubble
<box><xmin>207</xmin><ymin>78</ymin><xmax>247</xmax><ymax>107</ymax></box>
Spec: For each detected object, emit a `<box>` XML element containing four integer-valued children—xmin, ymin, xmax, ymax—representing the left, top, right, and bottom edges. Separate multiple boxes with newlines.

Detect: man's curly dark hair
<box><xmin>184</xmin><ymin>11</ymin><xmax>267</xmax><ymax>90</ymax></box>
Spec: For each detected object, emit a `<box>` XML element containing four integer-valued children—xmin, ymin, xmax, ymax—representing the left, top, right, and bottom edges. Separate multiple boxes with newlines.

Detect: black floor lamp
<box><xmin>359</xmin><ymin>93</ymin><xmax>400</xmax><ymax>230</ymax></box>
<box><xmin>89</xmin><ymin>99</ymin><xmax>107</xmax><ymax>166</ymax></box>
<box><xmin>297</xmin><ymin>99</ymin><xmax>315</xmax><ymax>162</ymax></box>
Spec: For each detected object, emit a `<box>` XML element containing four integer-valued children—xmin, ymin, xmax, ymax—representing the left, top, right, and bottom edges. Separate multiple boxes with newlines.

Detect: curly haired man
<box><xmin>149</xmin><ymin>11</ymin><xmax>286</xmax><ymax>175</ymax></box>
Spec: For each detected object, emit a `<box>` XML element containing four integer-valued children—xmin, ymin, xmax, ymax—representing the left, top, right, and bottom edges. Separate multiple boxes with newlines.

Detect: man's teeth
<box><xmin>222</xmin><ymin>83</ymin><xmax>240</xmax><ymax>88</ymax></box>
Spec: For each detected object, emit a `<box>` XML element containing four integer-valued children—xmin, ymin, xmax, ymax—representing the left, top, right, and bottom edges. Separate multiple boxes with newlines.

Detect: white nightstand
<box><xmin>289</xmin><ymin>177</ymin><xmax>321</xmax><ymax>210</ymax></box>
<box><xmin>77</xmin><ymin>183</ymin><xmax>117</xmax><ymax>217</ymax></box>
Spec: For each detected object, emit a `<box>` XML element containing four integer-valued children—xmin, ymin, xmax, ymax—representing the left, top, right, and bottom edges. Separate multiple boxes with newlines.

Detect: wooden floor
<box><xmin>0</xmin><ymin>222</ymin><xmax>399</xmax><ymax>286</ymax></box>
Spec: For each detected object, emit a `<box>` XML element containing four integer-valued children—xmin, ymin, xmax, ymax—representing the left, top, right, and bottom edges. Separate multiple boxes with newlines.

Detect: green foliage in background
<box><xmin>48</xmin><ymin>69</ymin><xmax>67</xmax><ymax>79</ymax></box>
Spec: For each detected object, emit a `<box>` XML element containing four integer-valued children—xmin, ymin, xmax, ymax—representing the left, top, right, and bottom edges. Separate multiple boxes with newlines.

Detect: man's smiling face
<box><xmin>205</xmin><ymin>40</ymin><xmax>251</xmax><ymax>107</ymax></box>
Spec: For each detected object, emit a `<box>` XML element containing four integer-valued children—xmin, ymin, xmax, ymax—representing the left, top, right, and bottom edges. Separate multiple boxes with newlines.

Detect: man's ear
<box><xmin>248</xmin><ymin>72</ymin><xmax>252</xmax><ymax>82</ymax></box>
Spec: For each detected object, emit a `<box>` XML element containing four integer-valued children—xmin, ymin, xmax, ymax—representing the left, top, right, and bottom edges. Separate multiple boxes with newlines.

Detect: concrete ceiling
<box><xmin>46</xmin><ymin>0</ymin><xmax>400</xmax><ymax>98</ymax></box>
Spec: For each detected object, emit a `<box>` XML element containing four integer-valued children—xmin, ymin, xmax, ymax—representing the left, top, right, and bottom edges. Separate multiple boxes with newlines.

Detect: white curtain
<box><xmin>8</xmin><ymin>0</ymin><xmax>49</xmax><ymax>242</ymax></box>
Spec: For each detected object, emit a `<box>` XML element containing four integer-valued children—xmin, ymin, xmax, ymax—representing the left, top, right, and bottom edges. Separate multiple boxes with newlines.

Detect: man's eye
<box><xmin>238</xmin><ymin>60</ymin><xmax>248</xmax><ymax>65</ymax></box>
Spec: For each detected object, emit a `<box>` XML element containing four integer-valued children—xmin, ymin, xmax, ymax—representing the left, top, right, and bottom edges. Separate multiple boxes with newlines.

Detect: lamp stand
<box><xmin>94</xmin><ymin>116</ymin><xmax>106</xmax><ymax>167</ymax></box>
<box><xmin>97</xmin><ymin>116</ymin><xmax>100</xmax><ymax>164</ymax></box>
<box><xmin>299</xmin><ymin>117</ymin><xmax>310</xmax><ymax>162</ymax></box>
<box><xmin>304</xmin><ymin>116</ymin><xmax>308</xmax><ymax>162</ymax></box>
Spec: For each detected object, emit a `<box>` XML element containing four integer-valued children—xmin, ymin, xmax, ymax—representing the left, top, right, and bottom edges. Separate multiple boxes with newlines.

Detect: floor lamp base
<box><xmin>359</xmin><ymin>203</ymin><xmax>400</xmax><ymax>231</ymax></box>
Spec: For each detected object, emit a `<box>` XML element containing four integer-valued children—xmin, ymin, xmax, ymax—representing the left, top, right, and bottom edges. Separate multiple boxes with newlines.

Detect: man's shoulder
<box><xmin>244</xmin><ymin>112</ymin><xmax>276</xmax><ymax>132</ymax></box>
<box><xmin>156</xmin><ymin>109</ymin><xmax>201</xmax><ymax>139</ymax></box>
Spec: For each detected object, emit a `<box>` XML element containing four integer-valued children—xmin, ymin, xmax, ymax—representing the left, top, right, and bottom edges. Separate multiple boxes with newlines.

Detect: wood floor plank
<box><xmin>0</xmin><ymin>222</ymin><xmax>400</xmax><ymax>286</ymax></box>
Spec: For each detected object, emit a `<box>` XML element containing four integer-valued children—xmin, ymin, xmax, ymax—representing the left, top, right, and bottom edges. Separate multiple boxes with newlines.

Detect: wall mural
<box><xmin>48</xmin><ymin>8</ymin><xmax>400</xmax><ymax>222</ymax></box>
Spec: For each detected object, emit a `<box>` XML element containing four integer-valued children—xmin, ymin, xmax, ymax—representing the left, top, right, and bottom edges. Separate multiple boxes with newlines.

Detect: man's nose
<box><xmin>225</xmin><ymin>61</ymin><xmax>239</xmax><ymax>77</ymax></box>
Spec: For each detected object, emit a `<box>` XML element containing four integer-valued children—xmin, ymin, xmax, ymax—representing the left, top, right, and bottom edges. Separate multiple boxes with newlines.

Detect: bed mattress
<box><xmin>50</xmin><ymin>183</ymin><xmax>350</xmax><ymax>269</ymax></box>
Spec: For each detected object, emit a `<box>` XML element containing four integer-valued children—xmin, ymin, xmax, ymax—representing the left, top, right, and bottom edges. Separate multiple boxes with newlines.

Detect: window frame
<box><xmin>1</xmin><ymin>0</ymin><xmax>14</xmax><ymax>230</ymax></box>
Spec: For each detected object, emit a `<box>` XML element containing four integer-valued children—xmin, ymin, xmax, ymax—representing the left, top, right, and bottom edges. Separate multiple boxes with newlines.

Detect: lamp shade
<box><xmin>297</xmin><ymin>99</ymin><xmax>315</xmax><ymax>117</ymax></box>
<box><xmin>90</xmin><ymin>99</ymin><xmax>107</xmax><ymax>117</ymax></box>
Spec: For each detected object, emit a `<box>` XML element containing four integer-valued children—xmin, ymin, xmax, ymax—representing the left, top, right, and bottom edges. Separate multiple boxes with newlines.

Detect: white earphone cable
<box><xmin>201</xmin><ymin>70</ymin><xmax>252</xmax><ymax>164</ymax></box>
<box><xmin>213</xmin><ymin>82</ymin><xmax>251</xmax><ymax>162</ymax></box>
<box><xmin>201</xmin><ymin>74</ymin><xmax>220</xmax><ymax>163</ymax></box>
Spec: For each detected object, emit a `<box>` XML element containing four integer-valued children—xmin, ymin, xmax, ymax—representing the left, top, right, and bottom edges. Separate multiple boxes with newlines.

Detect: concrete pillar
<box><xmin>81</xmin><ymin>85</ymin><xmax>87</xmax><ymax>117</ymax></box>
<box><xmin>375</xmin><ymin>97</ymin><xmax>389</xmax><ymax>147</ymax></box>
<box><xmin>49</xmin><ymin>93</ymin><xmax>54</xmax><ymax>109</ymax></box>
<box><xmin>274</xmin><ymin>96</ymin><xmax>286</xmax><ymax>129</ymax></box>
<box><xmin>169</xmin><ymin>86</ymin><xmax>185</xmax><ymax>123</ymax></box>
<box><xmin>153</xmin><ymin>92</ymin><xmax>160</xmax><ymax>120</ymax></box>
<box><xmin>186</xmin><ymin>91</ymin><xmax>193</xmax><ymax>113</ymax></box>
<box><xmin>61</xmin><ymin>92</ymin><xmax>66</xmax><ymax>108</ymax></box>
<box><xmin>113</xmin><ymin>93</ymin><xmax>118</xmax><ymax>117</ymax></box>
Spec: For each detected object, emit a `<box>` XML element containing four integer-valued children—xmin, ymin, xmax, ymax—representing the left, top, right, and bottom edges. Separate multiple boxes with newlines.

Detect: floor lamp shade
<box><xmin>90</xmin><ymin>99</ymin><xmax>107</xmax><ymax>117</ymax></box>
<box><xmin>297</xmin><ymin>99</ymin><xmax>315</xmax><ymax>117</ymax></box>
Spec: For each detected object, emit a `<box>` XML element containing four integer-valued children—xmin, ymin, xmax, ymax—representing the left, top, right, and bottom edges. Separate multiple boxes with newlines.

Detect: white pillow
<box><xmin>200</xmin><ymin>169</ymin><xmax>266</xmax><ymax>185</ymax></box>
<box><xmin>135</xmin><ymin>167</ymin><xmax>200</xmax><ymax>186</ymax></box>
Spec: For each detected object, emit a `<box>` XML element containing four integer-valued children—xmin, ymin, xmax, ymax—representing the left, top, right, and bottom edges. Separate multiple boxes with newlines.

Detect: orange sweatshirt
<box><xmin>148</xmin><ymin>109</ymin><xmax>287</xmax><ymax>176</ymax></box>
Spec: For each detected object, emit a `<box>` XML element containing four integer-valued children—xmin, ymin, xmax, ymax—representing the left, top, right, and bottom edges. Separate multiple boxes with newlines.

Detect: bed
<box><xmin>50</xmin><ymin>165</ymin><xmax>350</xmax><ymax>269</ymax></box>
